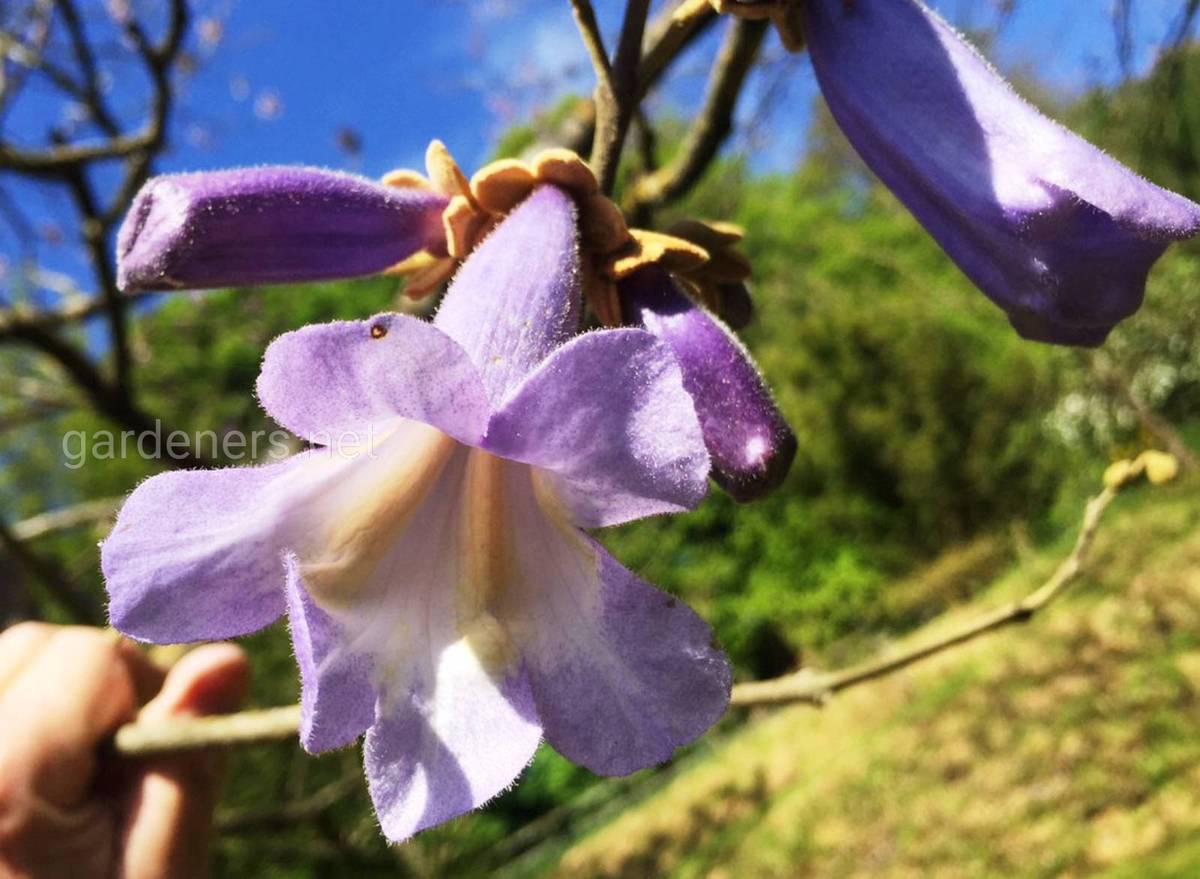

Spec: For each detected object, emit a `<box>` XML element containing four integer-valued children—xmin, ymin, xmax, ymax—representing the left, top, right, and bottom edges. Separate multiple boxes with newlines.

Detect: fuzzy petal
<box><xmin>117</xmin><ymin>167</ymin><xmax>447</xmax><ymax>292</ymax></box>
<box><xmin>284</xmin><ymin>441</ymin><xmax>541</xmax><ymax>840</ymax></box>
<box><xmin>498</xmin><ymin>466</ymin><xmax>731</xmax><ymax>776</ymax></box>
<box><xmin>485</xmin><ymin>328</ymin><xmax>709</xmax><ymax>527</ymax></box>
<box><xmin>804</xmin><ymin>0</ymin><xmax>1200</xmax><ymax>344</ymax></box>
<box><xmin>364</xmin><ymin>648</ymin><xmax>541</xmax><ymax>843</ymax></box>
<box><xmin>257</xmin><ymin>313</ymin><xmax>490</xmax><ymax>447</ymax></box>
<box><xmin>286</xmin><ymin>558</ymin><xmax>376</xmax><ymax>753</ymax></box>
<box><xmin>434</xmin><ymin>185</ymin><xmax>581</xmax><ymax>404</ymax></box>
<box><xmin>620</xmin><ymin>268</ymin><xmax>796</xmax><ymax>503</ymax></box>
<box><xmin>101</xmin><ymin>454</ymin><xmax>318</xmax><ymax>643</ymax></box>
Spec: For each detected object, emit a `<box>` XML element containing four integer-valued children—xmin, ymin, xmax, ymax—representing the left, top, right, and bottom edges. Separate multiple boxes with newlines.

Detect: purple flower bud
<box><xmin>117</xmin><ymin>167</ymin><xmax>448</xmax><ymax>292</ymax></box>
<box><xmin>804</xmin><ymin>0</ymin><xmax>1200</xmax><ymax>345</ymax></box>
<box><xmin>620</xmin><ymin>267</ymin><xmax>796</xmax><ymax>502</ymax></box>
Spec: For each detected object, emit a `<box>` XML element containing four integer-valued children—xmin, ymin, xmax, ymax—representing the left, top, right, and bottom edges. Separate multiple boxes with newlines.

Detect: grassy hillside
<box><xmin>538</xmin><ymin>477</ymin><xmax>1200</xmax><ymax>879</ymax></box>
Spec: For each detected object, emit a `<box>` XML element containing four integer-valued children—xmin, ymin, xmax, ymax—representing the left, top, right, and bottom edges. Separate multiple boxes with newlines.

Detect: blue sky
<box><xmin>163</xmin><ymin>0</ymin><xmax>1182</xmax><ymax>176</ymax></box>
<box><xmin>0</xmin><ymin>0</ymin><xmax>1191</xmax><ymax>290</ymax></box>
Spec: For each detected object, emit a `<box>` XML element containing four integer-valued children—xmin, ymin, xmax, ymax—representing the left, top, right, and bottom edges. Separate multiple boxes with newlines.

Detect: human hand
<box><xmin>0</xmin><ymin>624</ymin><xmax>249</xmax><ymax>879</ymax></box>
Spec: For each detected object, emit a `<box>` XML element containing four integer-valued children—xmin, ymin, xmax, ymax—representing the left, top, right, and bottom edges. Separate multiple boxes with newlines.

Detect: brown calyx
<box><xmin>381</xmin><ymin>141</ymin><xmax>755</xmax><ymax>328</ymax></box>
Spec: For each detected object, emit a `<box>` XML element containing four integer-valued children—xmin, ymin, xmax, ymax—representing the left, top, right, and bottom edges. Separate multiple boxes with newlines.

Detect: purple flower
<box><xmin>801</xmin><ymin>0</ymin><xmax>1200</xmax><ymax>345</ymax></box>
<box><xmin>621</xmin><ymin>266</ymin><xmax>795</xmax><ymax>502</ymax></box>
<box><xmin>101</xmin><ymin>186</ymin><xmax>731</xmax><ymax>841</ymax></box>
<box><xmin>117</xmin><ymin>166</ymin><xmax>448</xmax><ymax>292</ymax></box>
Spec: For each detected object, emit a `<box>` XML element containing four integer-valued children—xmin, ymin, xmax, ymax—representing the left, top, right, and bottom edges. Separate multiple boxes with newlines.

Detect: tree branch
<box><xmin>0</xmin><ymin>283</ymin><xmax>158</xmax><ymax>340</ymax></box>
<box><xmin>2</xmin><ymin>320</ymin><xmax>210</xmax><ymax>469</ymax></box>
<box><xmin>11</xmin><ymin>496</ymin><xmax>120</xmax><ymax>542</ymax></box>
<box><xmin>569</xmin><ymin>0</ymin><xmax>614</xmax><ymax>94</ymax></box>
<box><xmin>112</xmin><ymin>705</ymin><xmax>303</xmax><ymax>757</ymax></box>
<box><xmin>731</xmin><ymin>479</ymin><xmax>1121</xmax><ymax>707</ymax></box>
<box><xmin>0</xmin><ymin>518</ymin><xmax>103</xmax><ymax>624</ymax></box>
<box><xmin>563</xmin><ymin>0</ymin><xmax>717</xmax><ymax>156</ymax></box>
<box><xmin>588</xmin><ymin>0</ymin><xmax>652</xmax><ymax>193</ymax></box>
<box><xmin>625</xmin><ymin>17</ymin><xmax>767</xmax><ymax>214</ymax></box>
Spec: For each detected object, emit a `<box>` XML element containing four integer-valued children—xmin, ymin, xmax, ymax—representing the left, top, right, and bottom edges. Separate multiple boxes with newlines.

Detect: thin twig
<box><xmin>109</xmin><ymin>464</ymin><xmax>1147</xmax><ymax>756</ymax></box>
<box><xmin>3</xmin><ymin>320</ymin><xmax>210</xmax><ymax>469</ymax></box>
<box><xmin>0</xmin><ymin>518</ymin><xmax>104</xmax><ymax>624</ymax></box>
<box><xmin>569</xmin><ymin>0</ymin><xmax>613</xmax><ymax>91</ymax></box>
<box><xmin>11</xmin><ymin>497</ymin><xmax>120</xmax><ymax>542</ymax></box>
<box><xmin>588</xmin><ymin>0</ymin><xmax>652</xmax><ymax>193</ymax></box>
<box><xmin>563</xmin><ymin>0</ymin><xmax>717</xmax><ymax>156</ymax></box>
<box><xmin>113</xmin><ymin>705</ymin><xmax>303</xmax><ymax>757</ymax></box>
<box><xmin>625</xmin><ymin>17</ymin><xmax>767</xmax><ymax>214</ymax></box>
<box><xmin>640</xmin><ymin>0</ymin><xmax>716</xmax><ymax>93</ymax></box>
<box><xmin>730</xmin><ymin>484</ymin><xmax>1119</xmax><ymax>707</ymax></box>
<box><xmin>0</xmin><ymin>288</ymin><xmax>160</xmax><ymax>339</ymax></box>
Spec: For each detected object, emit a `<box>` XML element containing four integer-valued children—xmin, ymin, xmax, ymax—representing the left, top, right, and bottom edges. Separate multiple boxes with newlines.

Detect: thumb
<box><xmin>119</xmin><ymin>643</ymin><xmax>250</xmax><ymax>879</ymax></box>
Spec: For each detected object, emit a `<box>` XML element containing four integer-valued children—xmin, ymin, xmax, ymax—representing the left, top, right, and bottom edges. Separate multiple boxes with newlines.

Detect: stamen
<box><xmin>459</xmin><ymin>451</ymin><xmax>512</xmax><ymax>616</ymax></box>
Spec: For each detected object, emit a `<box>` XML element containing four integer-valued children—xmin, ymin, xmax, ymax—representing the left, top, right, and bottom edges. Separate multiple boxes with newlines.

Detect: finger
<box><xmin>0</xmin><ymin>621</ymin><xmax>56</xmax><ymax>697</ymax></box>
<box><xmin>120</xmin><ymin>643</ymin><xmax>250</xmax><ymax>879</ymax></box>
<box><xmin>0</xmin><ymin>627</ymin><xmax>140</xmax><ymax>807</ymax></box>
<box><xmin>114</xmin><ymin>636</ymin><xmax>168</xmax><ymax>706</ymax></box>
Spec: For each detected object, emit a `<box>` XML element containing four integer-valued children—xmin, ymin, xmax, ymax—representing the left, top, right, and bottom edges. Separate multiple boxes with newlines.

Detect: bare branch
<box><xmin>640</xmin><ymin>0</ymin><xmax>716</xmax><ymax>93</ymax></box>
<box><xmin>563</xmin><ymin>0</ymin><xmax>718</xmax><ymax>156</ymax></box>
<box><xmin>0</xmin><ymin>287</ymin><xmax>158</xmax><ymax>339</ymax></box>
<box><xmin>1168</xmin><ymin>0</ymin><xmax>1200</xmax><ymax>49</ymax></box>
<box><xmin>1112</xmin><ymin>0</ymin><xmax>1134</xmax><ymax>81</ymax></box>
<box><xmin>0</xmin><ymin>130</ymin><xmax>157</xmax><ymax>177</ymax></box>
<box><xmin>0</xmin><ymin>518</ymin><xmax>103</xmax><ymax>624</ymax></box>
<box><xmin>11</xmin><ymin>496</ymin><xmax>119</xmax><ymax>542</ymax></box>
<box><xmin>569</xmin><ymin>0</ymin><xmax>614</xmax><ymax>94</ymax></box>
<box><xmin>589</xmin><ymin>0</ymin><xmax>652</xmax><ymax>193</ymax></box>
<box><xmin>2</xmin><ymin>320</ymin><xmax>210</xmax><ymax>469</ymax></box>
<box><xmin>113</xmin><ymin>705</ymin><xmax>303</xmax><ymax>757</ymax></box>
<box><xmin>53</xmin><ymin>0</ymin><xmax>121</xmax><ymax>135</ymax></box>
<box><xmin>625</xmin><ymin>18</ymin><xmax>767</xmax><ymax>214</ymax></box>
<box><xmin>730</xmin><ymin>478</ymin><xmax>1122</xmax><ymax>708</ymax></box>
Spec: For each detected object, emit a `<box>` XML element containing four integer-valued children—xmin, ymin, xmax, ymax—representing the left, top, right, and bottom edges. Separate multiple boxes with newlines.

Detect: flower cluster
<box><xmin>101</xmin><ymin>0</ymin><xmax>1200</xmax><ymax>845</ymax></box>
<box><xmin>105</xmin><ymin>186</ymin><xmax>732</xmax><ymax>841</ymax></box>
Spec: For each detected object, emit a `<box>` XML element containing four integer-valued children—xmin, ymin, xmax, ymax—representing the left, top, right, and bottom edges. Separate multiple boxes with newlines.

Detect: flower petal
<box><xmin>117</xmin><ymin>167</ymin><xmax>448</xmax><ymax>292</ymax></box>
<box><xmin>804</xmin><ymin>0</ymin><xmax>1200</xmax><ymax>343</ymax></box>
<box><xmin>484</xmin><ymin>327</ymin><xmax>709</xmax><ymax>527</ymax></box>
<box><xmin>101</xmin><ymin>454</ymin><xmax>318</xmax><ymax>643</ymax></box>
<box><xmin>364</xmin><ymin>646</ymin><xmax>541</xmax><ymax>843</ymax></box>
<box><xmin>434</xmin><ymin>185</ymin><xmax>581</xmax><ymax>405</ymax></box>
<box><xmin>285</xmin><ymin>558</ymin><xmax>376</xmax><ymax>754</ymax></box>
<box><xmin>620</xmin><ymin>268</ymin><xmax>795</xmax><ymax>503</ymax></box>
<box><xmin>498</xmin><ymin>470</ymin><xmax>731</xmax><ymax>775</ymax></box>
<box><xmin>281</xmin><ymin>440</ymin><xmax>541</xmax><ymax>839</ymax></box>
<box><xmin>257</xmin><ymin>313</ymin><xmax>490</xmax><ymax>446</ymax></box>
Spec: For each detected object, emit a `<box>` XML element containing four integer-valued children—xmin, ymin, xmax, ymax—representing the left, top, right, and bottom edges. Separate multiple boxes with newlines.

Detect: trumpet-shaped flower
<box><xmin>101</xmin><ymin>186</ymin><xmax>731</xmax><ymax>841</ymax></box>
<box><xmin>118</xmin><ymin>166</ymin><xmax>448</xmax><ymax>292</ymax></box>
<box><xmin>800</xmin><ymin>0</ymin><xmax>1200</xmax><ymax>345</ymax></box>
